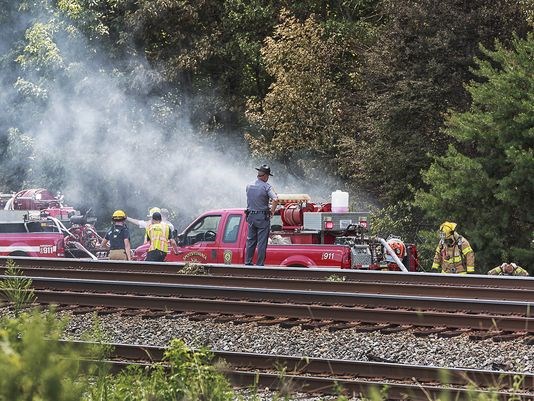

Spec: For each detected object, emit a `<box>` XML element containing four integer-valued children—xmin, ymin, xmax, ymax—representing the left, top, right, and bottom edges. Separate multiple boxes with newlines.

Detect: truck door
<box><xmin>179</xmin><ymin>214</ymin><xmax>221</xmax><ymax>264</ymax></box>
<box><xmin>217</xmin><ymin>214</ymin><xmax>243</xmax><ymax>264</ymax></box>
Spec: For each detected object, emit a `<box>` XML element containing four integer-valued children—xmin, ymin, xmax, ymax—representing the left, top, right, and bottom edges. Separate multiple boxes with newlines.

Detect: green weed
<box><xmin>0</xmin><ymin>258</ymin><xmax>36</xmax><ymax>316</ymax></box>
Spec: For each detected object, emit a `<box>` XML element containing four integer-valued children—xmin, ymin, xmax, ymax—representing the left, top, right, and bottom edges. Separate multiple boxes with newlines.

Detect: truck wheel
<box><xmin>288</xmin><ymin>264</ymin><xmax>307</xmax><ymax>268</ymax></box>
<box><xmin>9</xmin><ymin>251</ymin><xmax>28</xmax><ymax>257</ymax></box>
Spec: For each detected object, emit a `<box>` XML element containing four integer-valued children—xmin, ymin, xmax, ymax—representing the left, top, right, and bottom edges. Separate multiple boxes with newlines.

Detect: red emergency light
<box><xmin>324</xmin><ymin>218</ymin><xmax>334</xmax><ymax>230</ymax></box>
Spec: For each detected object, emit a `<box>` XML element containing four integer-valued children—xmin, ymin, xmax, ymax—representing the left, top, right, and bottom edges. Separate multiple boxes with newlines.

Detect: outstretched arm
<box><xmin>127</xmin><ymin>217</ymin><xmax>147</xmax><ymax>228</ymax></box>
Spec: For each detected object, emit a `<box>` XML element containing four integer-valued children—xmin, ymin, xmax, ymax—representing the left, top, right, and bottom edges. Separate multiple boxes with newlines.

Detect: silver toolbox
<box><xmin>303</xmin><ymin>212</ymin><xmax>370</xmax><ymax>231</ymax></box>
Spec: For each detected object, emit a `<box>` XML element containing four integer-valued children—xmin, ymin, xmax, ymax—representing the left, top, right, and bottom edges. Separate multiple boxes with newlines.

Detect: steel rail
<box><xmin>17</xmin><ymin>276</ymin><xmax>534</xmax><ymax>316</ymax></box>
<box><xmin>94</xmin><ymin>360</ymin><xmax>533</xmax><ymax>400</ymax></box>
<box><xmin>33</xmin><ymin>290</ymin><xmax>534</xmax><ymax>332</ymax></box>
<box><xmin>66</xmin><ymin>341</ymin><xmax>534</xmax><ymax>399</ymax></box>
<box><xmin>105</xmin><ymin>342</ymin><xmax>534</xmax><ymax>389</ymax></box>
<box><xmin>6</xmin><ymin>266</ymin><xmax>534</xmax><ymax>302</ymax></box>
<box><xmin>2</xmin><ymin>256</ymin><xmax>534</xmax><ymax>289</ymax></box>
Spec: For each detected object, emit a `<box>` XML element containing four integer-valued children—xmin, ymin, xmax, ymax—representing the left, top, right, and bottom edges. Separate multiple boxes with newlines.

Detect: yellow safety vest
<box><xmin>146</xmin><ymin>223</ymin><xmax>170</xmax><ymax>252</ymax></box>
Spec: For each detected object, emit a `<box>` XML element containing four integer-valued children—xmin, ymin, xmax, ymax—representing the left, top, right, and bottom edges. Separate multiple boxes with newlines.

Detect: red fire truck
<box><xmin>0</xmin><ymin>189</ymin><xmax>104</xmax><ymax>259</ymax></box>
<box><xmin>133</xmin><ymin>194</ymin><xmax>419</xmax><ymax>271</ymax></box>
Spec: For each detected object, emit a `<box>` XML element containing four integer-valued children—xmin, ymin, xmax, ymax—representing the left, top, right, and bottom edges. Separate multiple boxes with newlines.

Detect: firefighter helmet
<box><xmin>439</xmin><ymin>221</ymin><xmax>457</xmax><ymax>238</ymax></box>
<box><xmin>147</xmin><ymin>207</ymin><xmax>161</xmax><ymax>217</ymax></box>
<box><xmin>112</xmin><ymin>210</ymin><xmax>127</xmax><ymax>221</ymax></box>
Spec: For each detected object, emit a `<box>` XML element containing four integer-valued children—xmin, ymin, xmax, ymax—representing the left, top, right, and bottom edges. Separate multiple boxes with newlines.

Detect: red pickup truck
<box><xmin>0</xmin><ymin>209</ymin><xmax>101</xmax><ymax>259</ymax></box>
<box><xmin>0</xmin><ymin>219</ymin><xmax>66</xmax><ymax>258</ymax></box>
<box><xmin>133</xmin><ymin>207</ymin><xmax>419</xmax><ymax>271</ymax></box>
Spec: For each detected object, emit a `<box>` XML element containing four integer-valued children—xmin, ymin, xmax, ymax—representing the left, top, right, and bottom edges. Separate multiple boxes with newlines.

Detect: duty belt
<box><xmin>249</xmin><ymin>210</ymin><xmax>269</xmax><ymax>214</ymax></box>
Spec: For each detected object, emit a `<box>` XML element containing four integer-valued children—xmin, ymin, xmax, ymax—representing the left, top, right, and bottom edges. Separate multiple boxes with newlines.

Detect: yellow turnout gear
<box><xmin>432</xmin><ymin>234</ymin><xmax>475</xmax><ymax>274</ymax></box>
<box><xmin>488</xmin><ymin>263</ymin><xmax>528</xmax><ymax>276</ymax></box>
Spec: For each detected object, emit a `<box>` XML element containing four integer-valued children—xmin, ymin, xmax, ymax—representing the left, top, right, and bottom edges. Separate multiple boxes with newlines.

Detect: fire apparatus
<box><xmin>0</xmin><ymin>188</ymin><xmax>104</xmax><ymax>259</ymax></box>
<box><xmin>133</xmin><ymin>194</ymin><xmax>419</xmax><ymax>271</ymax></box>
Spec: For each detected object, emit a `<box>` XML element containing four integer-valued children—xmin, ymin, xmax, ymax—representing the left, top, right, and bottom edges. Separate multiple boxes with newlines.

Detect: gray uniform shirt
<box><xmin>246</xmin><ymin>179</ymin><xmax>278</xmax><ymax>211</ymax></box>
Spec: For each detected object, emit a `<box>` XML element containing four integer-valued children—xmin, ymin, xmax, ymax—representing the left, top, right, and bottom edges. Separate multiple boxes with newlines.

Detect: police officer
<box><xmin>245</xmin><ymin>164</ymin><xmax>279</xmax><ymax>266</ymax></box>
<box><xmin>145</xmin><ymin>211</ymin><xmax>178</xmax><ymax>262</ymax></box>
<box><xmin>431</xmin><ymin>221</ymin><xmax>475</xmax><ymax>274</ymax></box>
<box><xmin>100</xmin><ymin>210</ymin><xmax>131</xmax><ymax>261</ymax></box>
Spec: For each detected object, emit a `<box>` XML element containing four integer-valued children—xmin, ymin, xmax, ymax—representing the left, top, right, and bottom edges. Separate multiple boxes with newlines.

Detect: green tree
<box><xmin>246</xmin><ymin>9</ymin><xmax>363</xmax><ymax>180</ymax></box>
<box><xmin>339</xmin><ymin>0</ymin><xmax>530</xmax><ymax>205</ymax></box>
<box><xmin>414</xmin><ymin>33</ymin><xmax>534</xmax><ymax>272</ymax></box>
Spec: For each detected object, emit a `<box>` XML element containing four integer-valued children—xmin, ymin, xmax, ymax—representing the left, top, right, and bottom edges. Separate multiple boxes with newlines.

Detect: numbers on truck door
<box><xmin>39</xmin><ymin>245</ymin><xmax>55</xmax><ymax>254</ymax></box>
<box><xmin>321</xmin><ymin>252</ymin><xmax>335</xmax><ymax>260</ymax></box>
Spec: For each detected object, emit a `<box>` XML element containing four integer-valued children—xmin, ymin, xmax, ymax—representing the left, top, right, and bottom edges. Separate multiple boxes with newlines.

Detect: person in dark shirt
<box><xmin>100</xmin><ymin>210</ymin><xmax>131</xmax><ymax>261</ymax></box>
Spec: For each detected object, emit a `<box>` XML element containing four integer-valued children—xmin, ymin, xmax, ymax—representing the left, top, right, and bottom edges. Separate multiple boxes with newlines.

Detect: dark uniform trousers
<box><xmin>146</xmin><ymin>249</ymin><xmax>167</xmax><ymax>262</ymax></box>
<box><xmin>245</xmin><ymin>212</ymin><xmax>270</xmax><ymax>266</ymax></box>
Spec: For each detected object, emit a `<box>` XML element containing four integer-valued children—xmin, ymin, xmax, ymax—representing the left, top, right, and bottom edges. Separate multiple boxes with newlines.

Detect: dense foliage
<box><xmin>0</xmin><ymin>311</ymin><xmax>238</xmax><ymax>401</ymax></box>
<box><xmin>415</xmin><ymin>33</ymin><xmax>534</xmax><ymax>270</ymax></box>
<box><xmin>0</xmin><ymin>0</ymin><xmax>531</xmax><ymax>270</ymax></box>
<box><xmin>0</xmin><ymin>311</ymin><xmax>88</xmax><ymax>400</ymax></box>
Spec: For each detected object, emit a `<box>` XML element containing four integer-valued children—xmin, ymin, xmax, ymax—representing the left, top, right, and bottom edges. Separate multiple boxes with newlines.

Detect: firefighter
<box><xmin>100</xmin><ymin>210</ymin><xmax>132</xmax><ymax>261</ymax></box>
<box><xmin>431</xmin><ymin>221</ymin><xmax>475</xmax><ymax>274</ymax></box>
<box><xmin>245</xmin><ymin>164</ymin><xmax>279</xmax><ymax>266</ymax></box>
<box><xmin>127</xmin><ymin>206</ymin><xmax>161</xmax><ymax>230</ymax></box>
<box><xmin>488</xmin><ymin>263</ymin><xmax>529</xmax><ymax>276</ymax></box>
<box><xmin>127</xmin><ymin>207</ymin><xmax>175</xmax><ymax>235</ymax></box>
<box><xmin>145</xmin><ymin>211</ymin><xmax>178</xmax><ymax>262</ymax></box>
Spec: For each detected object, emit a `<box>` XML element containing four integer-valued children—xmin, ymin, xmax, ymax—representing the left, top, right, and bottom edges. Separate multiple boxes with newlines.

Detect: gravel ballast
<box><xmin>63</xmin><ymin>312</ymin><xmax>534</xmax><ymax>373</ymax></box>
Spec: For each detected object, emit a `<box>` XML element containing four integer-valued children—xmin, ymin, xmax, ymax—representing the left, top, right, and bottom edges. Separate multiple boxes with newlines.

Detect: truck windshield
<box><xmin>185</xmin><ymin>215</ymin><xmax>221</xmax><ymax>245</ymax></box>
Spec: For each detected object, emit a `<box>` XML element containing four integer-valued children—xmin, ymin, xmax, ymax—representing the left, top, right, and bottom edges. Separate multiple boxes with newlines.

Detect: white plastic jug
<box><xmin>331</xmin><ymin>190</ymin><xmax>349</xmax><ymax>213</ymax></box>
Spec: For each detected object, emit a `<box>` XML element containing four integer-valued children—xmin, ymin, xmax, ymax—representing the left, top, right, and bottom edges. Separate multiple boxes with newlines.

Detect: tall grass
<box><xmin>0</xmin><ymin>258</ymin><xmax>36</xmax><ymax>315</ymax></box>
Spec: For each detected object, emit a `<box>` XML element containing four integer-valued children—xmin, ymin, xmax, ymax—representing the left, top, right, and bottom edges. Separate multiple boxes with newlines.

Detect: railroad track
<box><xmin>3</xmin><ymin>256</ymin><xmax>534</xmax><ymax>302</ymax></box>
<box><xmin>2</xmin><ymin>257</ymin><xmax>533</xmax><ymax>399</ymax></box>
<box><xmin>3</xmin><ymin>256</ymin><xmax>534</xmax><ymax>289</ymax></box>
<box><xmin>4</xmin><ymin>265</ymin><xmax>534</xmax><ymax>301</ymax></box>
<box><xmin>67</xmin><ymin>340</ymin><xmax>534</xmax><ymax>400</ymax></box>
<box><xmin>1</xmin><ymin>257</ymin><xmax>533</xmax><ymax>334</ymax></box>
<box><xmin>4</xmin><ymin>284</ymin><xmax>534</xmax><ymax>335</ymax></box>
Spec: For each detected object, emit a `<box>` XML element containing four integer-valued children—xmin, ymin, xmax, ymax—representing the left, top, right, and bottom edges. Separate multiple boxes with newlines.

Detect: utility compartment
<box><xmin>303</xmin><ymin>212</ymin><xmax>370</xmax><ymax>231</ymax></box>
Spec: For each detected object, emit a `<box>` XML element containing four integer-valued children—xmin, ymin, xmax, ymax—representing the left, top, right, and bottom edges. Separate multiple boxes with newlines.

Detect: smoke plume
<box><xmin>0</xmin><ymin>5</ymin><xmax>374</xmax><ymax>243</ymax></box>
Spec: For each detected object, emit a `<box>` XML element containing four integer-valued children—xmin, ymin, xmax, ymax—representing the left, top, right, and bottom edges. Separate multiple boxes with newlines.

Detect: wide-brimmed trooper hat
<box><xmin>255</xmin><ymin>164</ymin><xmax>273</xmax><ymax>176</ymax></box>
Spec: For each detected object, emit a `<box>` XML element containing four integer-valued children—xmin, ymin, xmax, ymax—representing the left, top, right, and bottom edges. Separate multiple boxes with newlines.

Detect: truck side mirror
<box><xmin>176</xmin><ymin>232</ymin><xmax>185</xmax><ymax>245</ymax></box>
